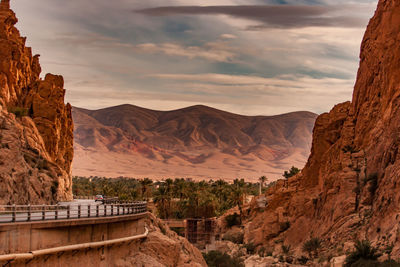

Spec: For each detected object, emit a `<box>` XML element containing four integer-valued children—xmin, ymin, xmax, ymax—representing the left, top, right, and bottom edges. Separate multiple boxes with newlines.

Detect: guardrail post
<box><xmin>104</xmin><ymin>205</ymin><xmax>107</xmax><ymax>217</ymax></box>
<box><xmin>111</xmin><ymin>204</ymin><xmax>114</xmax><ymax>216</ymax></box>
<box><xmin>123</xmin><ymin>205</ymin><xmax>125</xmax><ymax>215</ymax></box>
<box><xmin>55</xmin><ymin>205</ymin><xmax>58</xmax><ymax>220</ymax></box>
<box><xmin>117</xmin><ymin>204</ymin><xmax>120</xmax><ymax>216</ymax></box>
<box><xmin>12</xmin><ymin>204</ymin><xmax>16</xmax><ymax>222</ymax></box>
<box><xmin>67</xmin><ymin>205</ymin><xmax>70</xmax><ymax>219</ymax></box>
<box><xmin>27</xmin><ymin>204</ymin><xmax>31</xmax><ymax>221</ymax></box>
<box><xmin>88</xmin><ymin>205</ymin><xmax>91</xmax><ymax>218</ymax></box>
<box><xmin>78</xmin><ymin>204</ymin><xmax>81</xmax><ymax>218</ymax></box>
<box><xmin>96</xmin><ymin>205</ymin><xmax>99</xmax><ymax>217</ymax></box>
<box><xmin>42</xmin><ymin>205</ymin><xmax>46</xmax><ymax>220</ymax></box>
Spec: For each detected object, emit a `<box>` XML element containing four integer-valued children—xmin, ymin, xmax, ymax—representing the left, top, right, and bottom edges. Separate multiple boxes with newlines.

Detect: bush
<box><xmin>297</xmin><ymin>256</ymin><xmax>309</xmax><ymax>265</ymax></box>
<box><xmin>225</xmin><ymin>213</ymin><xmax>241</xmax><ymax>228</ymax></box>
<box><xmin>302</xmin><ymin>237</ymin><xmax>322</xmax><ymax>258</ymax></box>
<box><xmin>244</xmin><ymin>243</ymin><xmax>256</xmax><ymax>255</ymax></box>
<box><xmin>203</xmin><ymin>251</ymin><xmax>244</xmax><ymax>267</ymax></box>
<box><xmin>8</xmin><ymin>107</ymin><xmax>29</xmax><ymax>118</ymax></box>
<box><xmin>282</xmin><ymin>244</ymin><xmax>291</xmax><ymax>255</ymax></box>
<box><xmin>258</xmin><ymin>247</ymin><xmax>272</xmax><ymax>257</ymax></box>
<box><xmin>222</xmin><ymin>231</ymin><xmax>244</xmax><ymax>244</ymax></box>
<box><xmin>349</xmin><ymin>259</ymin><xmax>400</xmax><ymax>267</ymax></box>
<box><xmin>279</xmin><ymin>221</ymin><xmax>291</xmax><ymax>232</ymax></box>
<box><xmin>345</xmin><ymin>240</ymin><xmax>381</xmax><ymax>267</ymax></box>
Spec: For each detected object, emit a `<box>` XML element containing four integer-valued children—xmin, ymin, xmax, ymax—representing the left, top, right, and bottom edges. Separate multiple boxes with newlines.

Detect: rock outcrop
<box><xmin>0</xmin><ymin>0</ymin><xmax>73</xmax><ymax>204</ymax></box>
<box><xmin>238</xmin><ymin>0</ymin><xmax>400</xmax><ymax>259</ymax></box>
<box><xmin>119</xmin><ymin>214</ymin><xmax>207</xmax><ymax>267</ymax></box>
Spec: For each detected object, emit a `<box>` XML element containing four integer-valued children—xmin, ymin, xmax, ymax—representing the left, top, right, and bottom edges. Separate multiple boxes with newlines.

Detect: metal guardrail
<box><xmin>0</xmin><ymin>202</ymin><xmax>147</xmax><ymax>223</ymax></box>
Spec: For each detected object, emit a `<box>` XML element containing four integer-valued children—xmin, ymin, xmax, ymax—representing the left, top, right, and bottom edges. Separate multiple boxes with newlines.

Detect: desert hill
<box><xmin>72</xmin><ymin>104</ymin><xmax>317</xmax><ymax>181</ymax></box>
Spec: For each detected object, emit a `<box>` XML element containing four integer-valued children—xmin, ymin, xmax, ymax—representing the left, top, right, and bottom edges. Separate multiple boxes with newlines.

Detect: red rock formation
<box><xmin>0</xmin><ymin>0</ymin><xmax>73</xmax><ymax>204</ymax></box>
<box><xmin>240</xmin><ymin>0</ymin><xmax>400</xmax><ymax>258</ymax></box>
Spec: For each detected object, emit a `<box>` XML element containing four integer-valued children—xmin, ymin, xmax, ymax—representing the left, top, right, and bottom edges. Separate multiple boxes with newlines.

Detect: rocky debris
<box><xmin>244</xmin><ymin>255</ymin><xmax>308</xmax><ymax>267</ymax></box>
<box><xmin>220</xmin><ymin>0</ymin><xmax>400</xmax><ymax>261</ymax></box>
<box><xmin>119</xmin><ymin>213</ymin><xmax>207</xmax><ymax>267</ymax></box>
<box><xmin>0</xmin><ymin>0</ymin><xmax>73</xmax><ymax>204</ymax></box>
<box><xmin>330</xmin><ymin>255</ymin><xmax>346</xmax><ymax>267</ymax></box>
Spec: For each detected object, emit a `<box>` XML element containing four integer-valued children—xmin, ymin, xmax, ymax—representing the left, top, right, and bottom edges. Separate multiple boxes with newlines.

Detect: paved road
<box><xmin>0</xmin><ymin>200</ymin><xmax>139</xmax><ymax>223</ymax></box>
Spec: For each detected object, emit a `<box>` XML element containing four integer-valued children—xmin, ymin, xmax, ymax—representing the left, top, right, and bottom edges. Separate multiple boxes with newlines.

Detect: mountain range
<box><xmin>72</xmin><ymin>104</ymin><xmax>317</xmax><ymax>181</ymax></box>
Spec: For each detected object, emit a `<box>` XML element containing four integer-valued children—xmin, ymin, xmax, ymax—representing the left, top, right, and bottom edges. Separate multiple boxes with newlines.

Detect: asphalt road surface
<box><xmin>0</xmin><ymin>200</ymin><xmax>134</xmax><ymax>223</ymax></box>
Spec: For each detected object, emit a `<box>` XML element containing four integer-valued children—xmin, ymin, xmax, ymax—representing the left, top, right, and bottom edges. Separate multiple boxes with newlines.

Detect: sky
<box><xmin>12</xmin><ymin>0</ymin><xmax>378</xmax><ymax>115</ymax></box>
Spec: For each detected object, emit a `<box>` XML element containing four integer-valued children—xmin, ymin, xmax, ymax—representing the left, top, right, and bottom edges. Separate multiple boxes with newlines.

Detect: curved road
<box><xmin>0</xmin><ymin>200</ymin><xmax>142</xmax><ymax>223</ymax></box>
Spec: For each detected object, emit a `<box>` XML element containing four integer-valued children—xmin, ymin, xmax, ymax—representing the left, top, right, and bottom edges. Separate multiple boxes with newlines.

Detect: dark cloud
<box><xmin>136</xmin><ymin>5</ymin><xmax>368</xmax><ymax>29</ymax></box>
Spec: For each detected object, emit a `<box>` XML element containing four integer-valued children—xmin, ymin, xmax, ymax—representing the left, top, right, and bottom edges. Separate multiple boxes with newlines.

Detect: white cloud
<box><xmin>134</xmin><ymin>41</ymin><xmax>237</xmax><ymax>62</ymax></box>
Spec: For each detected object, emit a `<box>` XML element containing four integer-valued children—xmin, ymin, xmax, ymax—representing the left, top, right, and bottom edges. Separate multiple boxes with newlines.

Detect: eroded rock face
<box><xmin>119</xmin><ymin>214</ymin><xmax>207</xmax><ymax>267</ymax></box>
<box><xmin>240</xmin><ymin>0</ymin><xmax>400</xmax><ymax>258</ymax></box>
<box><xmin>0</xmin><ymin>0</ymin><xmax>73</xmax><ymax>204</ymax></box>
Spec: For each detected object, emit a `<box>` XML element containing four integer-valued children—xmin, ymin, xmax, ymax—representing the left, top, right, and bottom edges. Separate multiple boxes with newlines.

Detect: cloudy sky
<box><xmin>12</xmin><ymin>0</ymin><xmax>378</xmax><ymax>115</ymax></box>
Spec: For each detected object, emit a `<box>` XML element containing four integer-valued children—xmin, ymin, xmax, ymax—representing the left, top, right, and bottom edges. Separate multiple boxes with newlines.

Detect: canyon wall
<box><xmin>0</xmin><ymin>0</ymin><xmax>73</xmax><ymax>204</ymax></box>
<box><xmin>242</xmin><ymin>0</ymin><xmax>400</xmax><ymax>257</ymax></box>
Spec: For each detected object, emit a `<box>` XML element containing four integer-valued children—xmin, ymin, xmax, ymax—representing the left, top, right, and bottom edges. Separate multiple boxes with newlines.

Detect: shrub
<box><xmin>282</xmin><ymin>244</ymin><xmax>291</xmax><ymax>255</ymax></box>
<box><xmin>342</xmin><ymin>145</ymin><xmax>357</xmax><ymax>154</ymax></box>
<box><xmin>297</xmin><ymin>256</ymin><xmax>309</xmax><ymax>265</ymax></box>
<box><xmin>244</xmin><ymin>243</ymin><xmax>256</xmax><ymax>255</ymax></box>
<box><xmin>345</xmin><ymin>240</ymin><xmax>381</xmax><ymax>267</ymax></box>
<box><xmin>348</xmin><ymin>259</ymin><xmax>400</xmax><ymax>267</ymax></box>
<box><xmin>258</xmin><ymin>247</ymin><xmax>272</xmax><ymax>257</ymax></box>
<box><xmin>302</xmin><ymin>237</ymin><xmax>322</xmax><ymax>258</ymax></box>
<box><xmin>225</xmin><ymin>213</ymin><xmax>241</xmax><ymax>228</ymax></box>
<box><xmin>283</xmin><ymin>166</ymin><xmax>300</xmax><ymax>179</ymax></box>
<box><xmin>203</xmin><ymin>251</ymin><xmax>244</xmax><ymax>267</ymax></box>
<box><xmin>222</xmin><ymin>231</ymin><xmax>244</xmax><ymax>244</ymax></box>
<box><xmin>8</xmin><ymin>107</ymin><xmax>29</xmax><ymax>118</ymax></box>
<box><xmin>279</xmin><ymin>221</ymin><xmax>291</xmax><ymax>232</ymax></box>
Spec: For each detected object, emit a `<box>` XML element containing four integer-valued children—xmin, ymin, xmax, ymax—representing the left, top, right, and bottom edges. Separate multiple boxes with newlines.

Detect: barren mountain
<box><xmin>72</xmin><ymin>105</ymin><xmax>317</xmax><ymax>181</ymax></box>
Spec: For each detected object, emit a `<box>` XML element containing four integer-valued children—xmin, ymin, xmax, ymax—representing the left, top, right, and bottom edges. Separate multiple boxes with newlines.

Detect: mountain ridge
<box><xmin>72</xmin><ymin>104</ymin><xmax>317</xmax><ymax>180</ymax></box>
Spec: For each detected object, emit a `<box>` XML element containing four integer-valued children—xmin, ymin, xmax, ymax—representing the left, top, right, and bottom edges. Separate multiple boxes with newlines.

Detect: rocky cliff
<box><xmin>0</xmin><ymin>0</ymin><xmax>73</xmax><ymax>204</ymax></box>
<box><xmin>239</xmin><ymin>0</ymin><xmax>400</xmax><ymax>258</ymax></box>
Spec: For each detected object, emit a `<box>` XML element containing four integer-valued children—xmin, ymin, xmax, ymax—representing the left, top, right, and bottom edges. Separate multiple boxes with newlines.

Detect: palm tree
<box><xmin>258</xmin><ymin>176</ymin><xmax>267</xmax><ymax>195</ymax></box>
<box><xmin>230</xmin><ymin>179</ymin><xmax>246</xmax><ymax>224</ymax></box>
<box><xmin>283</xmin><ymin>166</ymin><xmax>300</xmax><ymax>189</ymax></box>
<box><xmin>140</xmin><ymin>178</ymin><xmax>153</xmax><ymax>201</ymax></box>
<box><xmin>154</xmin><ymin>185</ymin><xmax>172</xmax><ymax>219</ymax></box>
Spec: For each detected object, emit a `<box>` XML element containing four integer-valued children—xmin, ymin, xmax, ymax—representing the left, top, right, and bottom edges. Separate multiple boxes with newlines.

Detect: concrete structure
<box><xmin>0</xmin><ymin>207</ymin><xmax>148</xmax><ymax>266</ymax></box>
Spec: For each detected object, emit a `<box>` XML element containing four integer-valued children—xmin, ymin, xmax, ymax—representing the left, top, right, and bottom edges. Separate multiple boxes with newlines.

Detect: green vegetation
<box><xmin>345</xmin><ymin>240</ymin><xmax>381</xmax><ymax>267</ymax></box>
<box><xmin>283</xmin><ymin>166</ymin><xmax>300</xmax><ymax>179</ymax></box>
<box><xmin>73</xmin><ymin>176</ymin><xmax>262</xmax><ymax>219</ymax></box>
<box><xmin>297</xmin><ymin>256</ymin><xmax>309</xmax><ymax>264</ymax></box>
<box><xmin>225</xmin><ymin>213</ymin><xmax>241</xmax><ymax>228</ymax></box>
<box><xmin>281</xmin><ymin>244</ymin><xmax>291</xmax><ymax>255</ymax></box>
<box><xmin>302</xmin><ymin>237</ymin><xmax>322</xmax><ymax>258</ymax></box>
<box><xmin>8</xmin><ymin>106</ymin><xmax>29</xmax><ymax>118</ymax></box>
<box><xmin>243</xmin><ymin>243</ymin><xmax>256</xmax><ymax>255</ymax></box>
<box><xmin>203</xmin><ymin>251</ymin><xmax>244</xmax><ymax>267</ymax></box>
<box><xmin>279</xmin><ymin>221</ymin><xmax>291</xmax><ymax>233</ymax></box>
<box><xmin>222</xmin><ymin>231</ymin><xmax>244</xmax><ymax>244</ymax></box>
